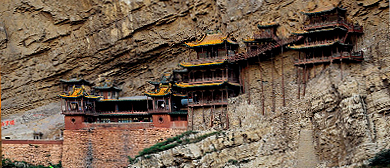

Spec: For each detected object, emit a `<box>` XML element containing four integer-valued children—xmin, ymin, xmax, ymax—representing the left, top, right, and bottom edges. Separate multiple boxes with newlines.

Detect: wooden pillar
<box><xmin>115</xmin><ymin>103</ymin><xmax>118</xmax><ymax>112</ymax></box>
<box><xmin>271</xmin><ymin>58</ymin><xmax>275</xmax><ymax>112</ymax></box>
<box><xmin>257</xmin><ymin>56</ymin><xmax>265</xmax><ymax>115</ymax></box>
<box><xmin>281</xmin><ymin>55</ymin><xmax>285</xmax><ymax>107</ymax></box>
<box><xmin>247</xmin><ymin>60</ymin><xmax>251</xmax><ymax>104</ymax></box>
<box><xmin>146</xmin><ymin>96</ymin><xmax>149</xmax><ymax>111</ymax></box>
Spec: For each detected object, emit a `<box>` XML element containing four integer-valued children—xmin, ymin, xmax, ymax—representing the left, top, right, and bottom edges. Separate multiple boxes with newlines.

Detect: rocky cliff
<box><xmin>1</xmin><ymin>0</ymin><xmax>389</xmax><ymax>167</ymax></box>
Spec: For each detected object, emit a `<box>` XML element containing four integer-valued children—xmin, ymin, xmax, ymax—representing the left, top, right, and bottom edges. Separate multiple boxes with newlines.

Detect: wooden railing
<box><xmin>188</xmin><ymin>100</ymin><xmax>228</xmax><ymax>107</ymax></box>
<box><xmin>253</xmin><ymin>32</ymin><xmax>274</xmax><ymax>39</ymax></box>
<box><xmin>304</xmin><ymin>19</ymin><xmax>363</xmax><ymax>33</ymax></box>
<box><xmin>294</xmin><ymin>51</ymin><xmax>364</xmax><ymax>66</ymax></box>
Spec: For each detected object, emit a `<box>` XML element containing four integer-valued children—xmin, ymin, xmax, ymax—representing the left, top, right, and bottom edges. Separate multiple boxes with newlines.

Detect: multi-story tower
<box><xmin>144</xmin><ymin>73</ymin><xmax>188</xmax><ymax>128</ymax></box>
<box><xmin>59</xmin><ymin>80</ymin><xmax>100</xmax><ymax>130</ymax></box>
<box><xmin>289</xmin><ymin>6</ymin><xmax>364</xmax><ymax>66</ymax></box>
<box><xmin>174</xmin><ymin>31</ymin><xmax>241</xmax><ymax>130</ymax></box>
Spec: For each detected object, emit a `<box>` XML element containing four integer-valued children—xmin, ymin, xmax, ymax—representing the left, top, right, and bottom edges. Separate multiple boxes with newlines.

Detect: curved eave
<box><xmin>185</xmin><ymin>39</ymin><xmax>238</xmax><ymax>48</ymax></box>
<box><xmin>288</xmin><ymin>41</ymin><xmax>352</xmax><ymax>50</ymax></box>
<box><xmin>174</xmin><ymin>81</ymin><xmax>240</xmax><ymax>88</ymax></box>
<box><xmin>179</xmin><ymin>61</ymin><xmax>226</xmax><ymax>68</ymax></box>
<box><xmin>292</xmin><ymin>27</ymin><xmax>348</xmax><ymax>35</ymax></box>
<box><xmin>302</xmin><ymin>7</ymin><xmax>346</xmax><ymax>16</ymax></box>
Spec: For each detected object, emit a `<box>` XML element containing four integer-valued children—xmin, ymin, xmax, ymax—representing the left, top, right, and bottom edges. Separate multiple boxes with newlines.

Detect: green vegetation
<box><xmin>228</xmin><ymin>159</ymin><xmax>238</xmax><ymax>165</ymax></box>
<box><xmin>2</xmin><ymin>158</ymin><xmax>62</xmax><ymax>168</ymax></box>
<box><xmin>368</xmin><ymin>149</ymin><xmax>390</xmax><ymax>167</ymax></box>
<box><xmin>128</xmin><ymin>130</ymin><xmax>222</xmax><ymax>164</ymax></box>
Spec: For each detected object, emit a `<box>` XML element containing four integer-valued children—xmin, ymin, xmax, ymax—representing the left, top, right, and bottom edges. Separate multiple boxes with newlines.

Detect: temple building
<box><xmin>59</xmin><ymin>82</ymin><xmax>100</xmax><ymax>130</ymax></box>
<box><xmin>289</xmin><ymin>6</ymin><xmax>364</xmax><ymax>66</ymax></box>
<box><xmin>144</xmin><ymin>73</ymin><xmax>188</xmax><ymax>128</ymax></box>
<box><xmin>173</xmin><ymin>31</ymin><xmax>241</xmax><ymax>130</ymax></box>
<box><xmin>59</xmin><ymin>75</ymin><xmax>188</xmax><ymax>130</ymax></box>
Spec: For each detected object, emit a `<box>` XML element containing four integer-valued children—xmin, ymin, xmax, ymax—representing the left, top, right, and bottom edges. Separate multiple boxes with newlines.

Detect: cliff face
<box><xmin>1</xmin><ymin>0</ymin><xmax>389</xmax><ymax>167</ymax></box>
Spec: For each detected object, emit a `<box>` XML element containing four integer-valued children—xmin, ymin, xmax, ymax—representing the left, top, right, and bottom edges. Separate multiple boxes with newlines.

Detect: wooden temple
<box><xmin>289</xmin><ymin>6</ymin><xmax>364</xmax><ymax>66</ymax></box>
<box><xmin>59</xmin><ymin>77</ymin><xmax>187</xmax><ymax>130</ymax></box>
<box><xmin>144</xmin><ymin>73</ymin><xmax>188</xmax><ymax>128</ymax></box>
<box><xmin>59</xmin><ymin>80</ymin><xmax>101</xmax><ymax>130</ymax></box>
<box><xmin>173</xmin><ymin>31</ymin><xmax>241</xmax><ymax>130</ymax></box>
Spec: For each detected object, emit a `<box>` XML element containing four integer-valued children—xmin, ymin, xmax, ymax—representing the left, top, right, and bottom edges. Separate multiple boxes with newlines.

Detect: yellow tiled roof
<box><xmin>145</xmin><ymin>86</ymin><xmax>171</xmax><ymax>97</ymax></box>
<box><xmin>185</xmin><ymin>33</ymin><xmax>237</xmax><ymax>47</ymax></box>
<box><xmin>179</xmin><ymin>61</ymin><xmax>225</xmax><ymax>68</ymax></box>
<box><xmin>59</xmin><ymin>86</ymin><xmax>100</xmax><ymax>99</ymax></box>
<box><xmin>175</xmin><ymin>81</ymin><xmax>240</xmax><ymax>88</ymax></box>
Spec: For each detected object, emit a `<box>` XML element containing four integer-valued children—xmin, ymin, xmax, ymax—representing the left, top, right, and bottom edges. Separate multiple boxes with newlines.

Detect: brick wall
<box><xmin>62</xmin><ymin>123</ymin><xmax>185</xmax><ymax>168</ymax></box>
<box><xmin>2</xmin><ymin>123</ymin><xmax>185</xmax><ymax>168</ymax></box>
<box><xmin>2</xmin><ymin>140</ymin><xmax>63</xmax><ymax>166</ymax></box>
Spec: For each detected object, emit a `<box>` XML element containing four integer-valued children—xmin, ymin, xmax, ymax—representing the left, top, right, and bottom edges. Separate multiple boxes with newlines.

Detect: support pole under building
<box><xmin>281</xmin><ymin>55</ymin><xmax>285</xmax><ymax>107</ymax></box>
<box><xmin>272</xmin><ymin>57</ymin><xmax>275</xmax><ymax>113</ymax></box>
<box><xmin>257</xmin><ymin>56</ymin><xmax>265</xmax><ymax>115</ymax></box>
<box><xmin>303</xmin><ymin>65</ymin><xmax>307</xmax><ymax>97</ymax></box>
<box><xmin>247</xmin><ymin>60</ymin><xmax>251</xmax><ymax>104</ymax></box>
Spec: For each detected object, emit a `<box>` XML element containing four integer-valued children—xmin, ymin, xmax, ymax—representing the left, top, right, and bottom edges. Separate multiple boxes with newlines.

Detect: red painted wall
<box><xmin>64</xmin><ymin>116</ymin><xmax>86</xmax><ymax>130</ymax></box>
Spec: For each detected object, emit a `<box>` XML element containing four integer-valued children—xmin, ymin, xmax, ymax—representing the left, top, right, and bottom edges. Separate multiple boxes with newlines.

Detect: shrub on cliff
<box><xmin>2</xmin><ymin>158</ymin><xmax>62</xmax><ymax>168</ymax></box>
<box><xmin>368</xmin><ymin>149</ymin><xmax>390</xmax><ymax>167</ymax></box>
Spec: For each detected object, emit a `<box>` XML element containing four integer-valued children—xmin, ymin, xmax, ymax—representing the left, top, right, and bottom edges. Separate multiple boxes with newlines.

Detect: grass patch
<box><xmin>129</xmin><ymin>130</ymin><xmax>222</xmax><ymax>164</ymax></box>
<box><xmin>2</xmin><ymin>158</ymin><xmax>62</xmax><ymax>168</ymax></box>
<box><xmin>368</xmin><ymin>149</ymin><xmax>390</xmax><ymax>167</ymax></box>
<box><xmin>228</xmin><ymin>159</ymin><xmax>238</xmax><ymax>165</ymax></box>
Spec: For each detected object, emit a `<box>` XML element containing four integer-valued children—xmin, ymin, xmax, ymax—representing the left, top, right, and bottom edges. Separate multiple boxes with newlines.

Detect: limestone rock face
<box><xmin>1</xmin><ymin>0</ymin><xmax>389</xmax><ymax>167</ymax></box>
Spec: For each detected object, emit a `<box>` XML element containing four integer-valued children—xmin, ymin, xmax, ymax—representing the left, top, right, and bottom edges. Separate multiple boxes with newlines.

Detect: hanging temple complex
<box><xmin>58</xmin><ymin>6</ymin><xmax>364</xmax><ymax>132</ymax></box>
<box><xmin>2</xmin><ymin>6</ymin><xmax>367</xmax><ymax>167</ymax></box>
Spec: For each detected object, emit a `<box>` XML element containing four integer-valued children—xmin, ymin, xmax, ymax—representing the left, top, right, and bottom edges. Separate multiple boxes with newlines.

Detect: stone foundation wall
<box><xmin>62</xmin><ymin>124</ymin><xmax>185</xmax><ymax>168</ymax></box>
<box><xmin>189</xmin><ymin>106</ymin><xmax>228</xmax><ymax>131</ymax></box>
<box><xmin>2</xmin><ymin>140</ymin><xmax>63</xmax><ymax>166</ymax></box>
<box><xmin>2</xmin><ymin>124</ymin><xmax>185</xmax><ymax>168</ymax></box>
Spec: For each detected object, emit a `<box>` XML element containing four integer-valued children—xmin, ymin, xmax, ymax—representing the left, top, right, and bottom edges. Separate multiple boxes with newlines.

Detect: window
<box><xmin>108</xmin><ymin>92</ymin><xmax>111</xmax><ymax>99</ymax></box>
<box><xmin>119</xmin><ymin>118</ymin><xmax>131</xmax><ymax>123</ymax></box>
<box><xmin>101</xmin><ymin>118</ymin><xmax>110</xmax><ymax>123</ymax></box>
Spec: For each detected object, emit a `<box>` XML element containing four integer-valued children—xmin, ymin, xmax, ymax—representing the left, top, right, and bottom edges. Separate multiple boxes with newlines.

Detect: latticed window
<box><xmin>118</xmin><ymin>118</ymin><xmax>131</xmax><ymax>123</ymax></box>
<box><xmin>101</xmin><ymin>118</ymin><xmax>110</xmax><ymax>123</ymax></box>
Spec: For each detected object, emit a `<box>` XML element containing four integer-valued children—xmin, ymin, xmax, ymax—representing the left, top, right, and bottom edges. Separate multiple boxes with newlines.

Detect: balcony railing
<box><xmin>294</xmin><ymin>51</ymin><xmax>364</xmax><ymax>66</ymax></box>
<box><xmin>148</xmin><ymin>109</ymin><xmax>171</xmax><ymax>113</ymax></box>
<box><xmin>253</xmin><ymin>32</ymin><xmax>274</xmax><ymax>39</ymax></box>
<box><xmin>304</xmin><ymin>19</ymin><xmax>363</xmax><ymax>33</ymax></box>
<box><xmin>188</xmin><ymin>100</ymin><xmax>228</xmax><ymax>107</ymax></box>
